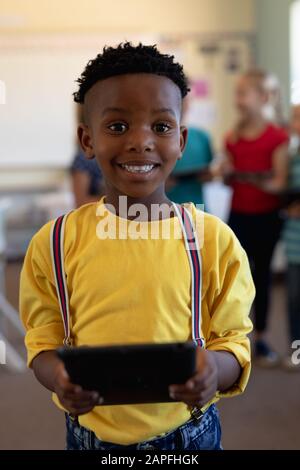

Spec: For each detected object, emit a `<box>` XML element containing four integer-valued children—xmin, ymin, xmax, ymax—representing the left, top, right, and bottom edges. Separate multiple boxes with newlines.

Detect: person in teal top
<box><xmin>166</xmin><ymin>126</ymin><xmax>213</xmax><ymax>207</ymax></box>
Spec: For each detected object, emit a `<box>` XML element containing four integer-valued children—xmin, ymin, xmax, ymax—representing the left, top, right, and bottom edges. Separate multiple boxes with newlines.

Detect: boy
<box><xmin>20</xmin><ymin>43</ymin><xmax>255</xmax><ymax>450</ymax></box>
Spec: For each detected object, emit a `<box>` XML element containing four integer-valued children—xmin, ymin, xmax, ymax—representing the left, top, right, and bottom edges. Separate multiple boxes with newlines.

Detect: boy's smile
<box><xmin>78</xmin><ymin>73</ymin><xmax>187</xmax><ymax>209</ymax></box>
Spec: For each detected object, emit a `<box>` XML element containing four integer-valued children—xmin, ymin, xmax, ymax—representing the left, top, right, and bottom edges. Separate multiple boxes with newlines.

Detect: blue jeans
<box><xmin>65</xmin><ymin>404</ymin><xmax>222</xmax><ymax>450</ymax></box>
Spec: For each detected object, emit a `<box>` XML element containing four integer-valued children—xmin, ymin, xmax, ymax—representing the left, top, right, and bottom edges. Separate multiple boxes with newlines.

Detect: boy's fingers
<box><xmin>169</xmin><ymin>371</ymin><xmax>208</xmax><ymax>394</ymax></box>
<box><xmin>169</xmin><ymin>384</ymin><xmax>190</xmax><ymax>395</ymax></box>
<box><xmin>63</xmin><ymin>388</ymin><xmax>99</xmax><ymax>400</ymax></box>
<box><xmin>55</xmin><ymin>365</ymin><xmax>101</xmax><ymax>401</ymax></box>
<box><xmin>56</xmin><ymin>371</ymin><xmax>96</xmax><ymax>398</ymax></box>
<box><xmin>64</xmin><ymin>397</ymin><xmax>101</xmax><ymax>411</ymax></box>
<box><xmin>169</xmin><ymin>388</ymin><xmax>213</xmax><ymax>406</ymax></box>
<box><xmin>169</xmin><ymin>377</ymin><xmax>216</xmax><ymax>402</ymax></box>
<box><xmin>63</xmin><ymin>391</ymin><xmax>101</xmax><ymax>403</ymax></box>
<box><xmin>56</xmin><ymin>369</ymin><xmax>79</xmax><ymax>392</ymax></box>
<box><xmin>186</xmin><ymin>370</ymin><xmax>216</xmax><ymax>391</ymax></box>
<box><xmin>169</xmin><ymin>392</ymin><xmax>204</xmax><ymax>406</ymax></box>
<box><xmin>57</xmin><ymin>381</ymin><xmax>82</xmax><ymax>396</ymax></box>
<box><xmin>55</xmin><ymin>362</ymin><xmax>70</xmax><ymax>382</ymax></box>
<box><xmin>66</xmin><ymin>405</ymin><xmax>96</xmax><ymax>416</ymax></box>
<box><xmin>169</xmin><ymin>388</ymin><xmax>203</xmax><ymax>401</ymax></box>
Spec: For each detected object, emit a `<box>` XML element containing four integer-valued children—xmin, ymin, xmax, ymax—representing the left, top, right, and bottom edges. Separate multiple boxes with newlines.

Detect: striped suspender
<box><xmin>172</xmin><ymin>203</ymin><xmax>205</xmax><ymax>349</ymax></box>
<box><xmin>50</xmin><ymin>205</ymin><xmax>204</xmax><ymax>349</ymax></box>
<box><xmin>49</xmin><ymin>213</ymin><xmax>73</xmax><ymax>347</ymax></box>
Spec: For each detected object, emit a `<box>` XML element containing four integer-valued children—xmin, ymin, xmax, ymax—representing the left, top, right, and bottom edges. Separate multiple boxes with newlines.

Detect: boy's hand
<box><xmin>53</xmin><ymin>361</ymin><xmax>102</xmax><ymax>416</ymax></box>
<box><xmin>169</xmin><ymin>349</ymin><xmax>219</xmax><ymax>407</ymax></box>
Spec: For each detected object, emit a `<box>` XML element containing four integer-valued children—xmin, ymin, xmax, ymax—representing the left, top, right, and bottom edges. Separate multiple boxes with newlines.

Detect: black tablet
<box><xmin>57</xmin><ymin>341</ymin><xmax>197</xmax><ymax>406</ymax></box>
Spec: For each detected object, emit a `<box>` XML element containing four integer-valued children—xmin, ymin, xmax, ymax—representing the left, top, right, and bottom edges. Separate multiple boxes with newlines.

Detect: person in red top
<box><xmin>222</xmin><ymin>69</ymin><xmax>289</xmax><ymax>366</ymax></box>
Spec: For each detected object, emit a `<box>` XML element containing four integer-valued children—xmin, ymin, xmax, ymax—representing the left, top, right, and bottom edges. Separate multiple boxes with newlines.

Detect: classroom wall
<box><xmin>0</xmin><ymin>0</ymin><xmax>255</xmax><ymax>34</ymax></box>
<box><xmin>1</xmin><ymin>0</ymin><xmax>294</xmax><ymax>191</ymax></box>
<box><xmin>255</xmin><ymin>0</ymin><xmax>294</xmax><ymax>116</ymax></box>
<box><xmin>0</xmin><ymin>0</ymin><xmax>257</xmax><ymax>191</ymax></box>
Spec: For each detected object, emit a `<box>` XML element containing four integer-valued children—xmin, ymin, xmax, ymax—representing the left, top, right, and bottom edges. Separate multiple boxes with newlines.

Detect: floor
<box><xmin>0</xmin><ymin>262</ymin><xmax>299</xmax><ymax>450</ymax></box>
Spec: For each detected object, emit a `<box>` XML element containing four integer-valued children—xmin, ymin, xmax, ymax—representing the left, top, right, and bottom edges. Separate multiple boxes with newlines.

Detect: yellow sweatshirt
<box><xmin>19</xmin><ymin>197</ymin><xmax>254</xmax><ymax>445</ymax></box>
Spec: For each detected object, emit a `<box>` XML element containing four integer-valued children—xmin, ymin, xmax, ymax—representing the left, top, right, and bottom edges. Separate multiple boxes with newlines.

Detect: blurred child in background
<box><xmin>166</xmin><ymin>96</ymin><xmax>214</xmax><ymax>208</ymax></box>
<box><xmin>70</xmin><ymin>105</ymin><xmax>104</xmax><ymax>207</ymax></box>
<box><xmin>222</xmin><ymin>69</ymin><xmax>289</xmax><ymax>367</ymax></box>
<box><xmin>281</xmin><ymin>105</ymin><xmax>300</xmax><ymax>371</ymax></box>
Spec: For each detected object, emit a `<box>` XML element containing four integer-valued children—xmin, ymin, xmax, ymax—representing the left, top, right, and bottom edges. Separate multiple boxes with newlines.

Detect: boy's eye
<box><xmin>153</xmin><ymin>123</ymin><xmax>172</xmax><ymax>133</ymax></box>
<box><xmin>107</xmin><ymin>122</ymin><xmax>127</xmax><ymax>133</ymax></box>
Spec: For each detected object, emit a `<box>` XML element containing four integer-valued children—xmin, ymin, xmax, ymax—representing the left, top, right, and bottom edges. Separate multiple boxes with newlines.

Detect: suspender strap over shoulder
<box><xmin>50</xmin><ymin>213</ymin><xmax>72</xmax><ymax>347</ymax></box>
<box><xmin>172</xmin><ymin>203</ymin><xmax>205</xmax><ymax>349</ymax></box>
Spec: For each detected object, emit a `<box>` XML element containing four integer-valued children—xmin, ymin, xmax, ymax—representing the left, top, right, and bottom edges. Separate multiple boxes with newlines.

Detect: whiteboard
<box><xmin>0</xmin><ymin>47</ymin><xmax>86</xmax><ymax>168</ymax></box>
<box><xmin>0</xmin><ymin>34</ymin><xmax>157</xmax><ymax>169</ymax></box>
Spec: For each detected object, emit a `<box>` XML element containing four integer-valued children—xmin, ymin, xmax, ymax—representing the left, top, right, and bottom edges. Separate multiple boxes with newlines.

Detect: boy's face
<box><xmin>78</xmin><ymin>73</ymin><xmax>187</xmax><ymax>200</ymax></box>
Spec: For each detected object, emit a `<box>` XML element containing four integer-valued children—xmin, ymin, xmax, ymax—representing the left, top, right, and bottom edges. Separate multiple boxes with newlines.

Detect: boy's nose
<box><xmin>125</xmin><ymin>131</ymin><xmax>155</xmax><ymax>153</ymax></box>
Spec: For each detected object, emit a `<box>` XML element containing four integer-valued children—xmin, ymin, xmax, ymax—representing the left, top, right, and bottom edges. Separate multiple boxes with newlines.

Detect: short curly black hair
<box><xmin>73</xmin><ymin>42</ymin><xmax>190</xmax><ymax>103</ymax></box>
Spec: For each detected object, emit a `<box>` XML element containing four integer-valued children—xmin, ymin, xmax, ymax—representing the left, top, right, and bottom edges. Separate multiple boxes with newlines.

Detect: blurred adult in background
<box><xmin>222</xmin><ymin>69</ymin><xmax>289</xmax><ymax>367</ymax></box>
<box><xmin>70</xmin><ymin>105</ymin><xmax>104</xmax><ymax>207</ymax></box>
<box><xmin>281</xmin><ymin>105</ymin><xmax>300</xmax><ymax>371</ymax></box>
<box><xmin>166</xmin><ymin>97</ymin><xmax>214</xmax><ymax>208</ymax></box>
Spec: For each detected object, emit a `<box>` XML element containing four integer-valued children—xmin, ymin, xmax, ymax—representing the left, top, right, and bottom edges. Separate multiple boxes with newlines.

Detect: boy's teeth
<box><xmin>121</xmin><ymin>164</ymin><xmax>155</xmax><ymax>173</ymax></box>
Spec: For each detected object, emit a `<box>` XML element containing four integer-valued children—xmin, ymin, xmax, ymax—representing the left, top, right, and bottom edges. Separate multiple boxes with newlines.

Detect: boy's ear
<box><xmin>77</xmin><ymin>124</ymin><xmax>95</xmax><ymax>160</ymax></box>
<box><xmin>178</xmin><ymin>126</ymin><xmax>188</xmax><ymax>160</ymax></box>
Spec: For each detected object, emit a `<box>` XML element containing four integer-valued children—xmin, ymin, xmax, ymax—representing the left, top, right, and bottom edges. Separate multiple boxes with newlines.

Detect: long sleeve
<box><xmin>200</xmin><ymin>213</ymin><xmax>255</xmax><ymax>397</ymax></box>
<box><xmin>19</xmin><ymin>221</ymin><xmax>64</xmax><ymax>367</ymax></box>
